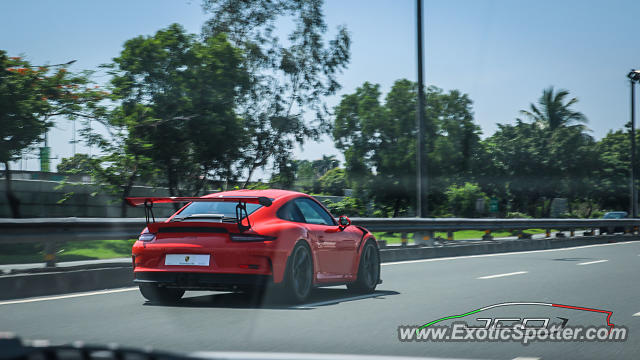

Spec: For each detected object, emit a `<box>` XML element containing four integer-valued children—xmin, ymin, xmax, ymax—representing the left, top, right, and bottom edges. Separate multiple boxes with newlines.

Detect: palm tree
<box><xmin>519</xmin><ymin>87</ymin><xmax>587</xmax><ymax>131</ymax></box>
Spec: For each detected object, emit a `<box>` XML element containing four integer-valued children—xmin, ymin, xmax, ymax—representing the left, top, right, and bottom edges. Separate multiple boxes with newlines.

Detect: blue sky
<box><xmin>2</xmin><ymin>0</ymin><xmax>639</xmax><ymax>175</ymax></box>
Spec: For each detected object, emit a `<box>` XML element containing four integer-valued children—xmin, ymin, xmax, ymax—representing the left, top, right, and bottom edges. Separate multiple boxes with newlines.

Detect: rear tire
<box><xmin>347</xmin><ymin>241</ymin><xmax>380</xmax><ymax>294</ymax></box>
<box><xmin>139</xmin><ymin>283</ymin><xmax>184</xmax><ymax>304</ymax></box>
<box><xmin>282</xmin><ymin>242</ymin><xmax>314</xmax><ymax>303</ymax></box>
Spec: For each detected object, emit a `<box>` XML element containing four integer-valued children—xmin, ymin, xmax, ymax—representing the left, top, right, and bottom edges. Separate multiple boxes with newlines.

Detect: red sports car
<box><xmin>126</xmin><ymin>189</ymin><xmax>381</xmax><ymax>304</ymax></box>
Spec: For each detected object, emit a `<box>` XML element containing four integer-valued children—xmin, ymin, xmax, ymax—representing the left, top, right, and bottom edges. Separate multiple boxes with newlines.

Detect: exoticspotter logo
<box><xmin>398</xmin><ymin>302</ymin><xmax>628</xmax><ymax>345</ymax></box>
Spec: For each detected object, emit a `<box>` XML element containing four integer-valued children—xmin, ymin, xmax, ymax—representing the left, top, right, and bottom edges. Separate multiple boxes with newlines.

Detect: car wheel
<box><xmin>347</xmin><ymin>241</ymin><xmax>380</xmax><ymax>294</ymax></box>
<box><xmin>283</xmin><ymin>242</ymin><xmax>314</xmax><ymax>303</ymax></box>
<box><xmin>138</xmin><ymin>283</ymin><xmax>184</xmax><ymax>304</ymax></box>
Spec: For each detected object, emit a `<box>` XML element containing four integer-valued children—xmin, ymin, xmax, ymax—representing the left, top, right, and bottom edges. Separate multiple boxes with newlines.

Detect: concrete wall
<box><xmin>0</xmin><ymin>179</ymin><xmax>348</xmax><ymax>218</ymax></box>
<box><xmin>0</xmin><ymin>179</ymin><xmax>177</xmax><ymax>218</ymax></box>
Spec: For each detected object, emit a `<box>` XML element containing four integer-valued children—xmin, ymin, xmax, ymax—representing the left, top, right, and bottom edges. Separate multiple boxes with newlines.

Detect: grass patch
<box><xmin>0</xmin><ymin>239</ymin><xmax>136</xmax><ymax>265</ymax></box>
<box><xmin>374</xmin><ymin>229</ymin><xmax>557</xmax><ymax>245</ymax></box>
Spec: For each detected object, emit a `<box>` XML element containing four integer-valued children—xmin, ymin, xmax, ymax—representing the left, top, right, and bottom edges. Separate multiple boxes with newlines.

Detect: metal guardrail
<box><xmin>348</xmin><ymin>217</ymin><xmax>640</xmax><ymax>232</ymax></box>
<box><xmin>1</xmin><ymin>217</ymin><xmax>639</xmax><ymax>266</ymax></box>
<box><xmin>1</xmin><ymin>217</ymin><xmax>639</xmax><ymax>243</ymax></box>
<box><xmin>0</xmin><ymin>218</ymin><xmax>151</xmax><ymax>244</ymax></box>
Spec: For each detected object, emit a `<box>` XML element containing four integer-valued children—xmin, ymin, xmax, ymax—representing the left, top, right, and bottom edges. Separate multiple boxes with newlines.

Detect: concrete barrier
<box><xmin>0</xmin><ymin>234</ymin><xmax>636</xmax><ymax>300</ymax></box>
<box><xmin>0</xmin><ymin>267</ymin><xmax>133</xmax><ymax>300</ymax></box>
<box><xmin>378</xmin><ymin>235</ymin><xmax>635</xmax><ymax>262</ymax></box>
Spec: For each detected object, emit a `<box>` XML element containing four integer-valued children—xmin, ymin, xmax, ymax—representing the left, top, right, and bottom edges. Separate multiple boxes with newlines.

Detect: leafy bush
<box><xmin>324</xmin><ymin>197</ymin><xmax>366</xmax><ymax>217</ymax></box>
<box><xmin>318</xmin><ymin>168</ymin><xmax>347</xmax><ymax>196</ymax></box>
<box><xmin>505</xmin><ymin>211</ymin><xmax>532</xmax><ymax>219</ymax></box>
<box><xmin>445</xmin><ymin>182</ymin><xmax>488</xmax><ymax>218</ymax></box>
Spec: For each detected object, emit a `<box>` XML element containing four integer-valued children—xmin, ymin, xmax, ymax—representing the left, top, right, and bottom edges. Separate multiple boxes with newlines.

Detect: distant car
<box><xmin>126</xmin><ymin>189</ymin><xmax>380</xmax><ymax>304</ymax></box>
<box><xmin>599</xmin><ymin>211</ymin><xmax>628</xmax><ymax>234</ymax></box>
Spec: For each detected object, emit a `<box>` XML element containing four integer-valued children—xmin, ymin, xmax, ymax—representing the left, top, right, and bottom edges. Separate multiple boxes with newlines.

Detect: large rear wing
<box><xmin>125</xmin><ymin>195</ymin><xmax>273</xmax><ymax>230</ymax></box>
<box><xmin>125</xmin><ymin>196</ymin><xmax>273</xmax><ymax>207</ymax></box>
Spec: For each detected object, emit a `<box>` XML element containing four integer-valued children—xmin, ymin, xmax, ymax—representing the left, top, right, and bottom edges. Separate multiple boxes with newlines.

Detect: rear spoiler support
<box><xmin>143</xmin><ymin>200</ymin><xmax>156</xmax><ymax>225</ymax></box>
<box><xmin>236</xmin><ymin>202</ymin><xmax>251</xmax><ymax>232</ymax></box>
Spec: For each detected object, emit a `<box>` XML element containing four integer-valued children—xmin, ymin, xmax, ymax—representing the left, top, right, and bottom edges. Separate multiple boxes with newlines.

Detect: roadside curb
<box><xmin>0</xmin><ymin>235</ymin><xmax>636</xmax><ymax>300</ymax></box>
<box><xmin>378</xmin><ymin>235</ymin><xmax>638</xmax><ymax>262</ymax></box>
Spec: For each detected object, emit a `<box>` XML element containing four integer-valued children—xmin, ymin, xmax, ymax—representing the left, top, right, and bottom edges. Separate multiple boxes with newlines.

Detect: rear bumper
<box><xmin>134</xmin><ymin>271</ymin><xmax>273</xmax><ymax>290</ymax></box>
<box><xmin>132</xmin><ymin>239</ymin><xmax>291</xmax><ymax>283</ymax></box>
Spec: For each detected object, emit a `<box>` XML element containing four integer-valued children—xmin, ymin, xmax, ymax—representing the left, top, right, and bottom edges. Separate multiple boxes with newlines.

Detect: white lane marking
<box><xmin>0</xmin><ymin>287</ymin><xmax>138</xmax><ymax>306</ymax></box>
<box><xmin>294</xmin><ymin>293</ymin><xmax>385</xmax><ymax>309</ymax></box>
<box><xmin>512</xmin><ymin>357</ymin><xmax>541</xmax><ymax>360</ymax></box>
<box><xmin>477</xmin><ymin>271</ymin><xmax>528</xmax><ymax>280</ymax></box>
<box><xmin>381</xmin><ymin>241</ymin><xmax>638</xmax><ymax>266</ymax></box>
<box><xmin>577</xmin><ymin>259</ymin><xmax>608</xmax><ymax>266</ymax></box>
<box><xmin>632</xmin><ymin>312</ymin><xmax>640</xmax><ymax>317</ymax></box>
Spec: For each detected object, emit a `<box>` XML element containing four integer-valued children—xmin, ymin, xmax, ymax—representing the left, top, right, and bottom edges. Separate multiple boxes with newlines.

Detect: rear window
<box><xmin>175</xmin><ymin>202</ymin><xmax>262</xmax><ymax>219</ymax></box>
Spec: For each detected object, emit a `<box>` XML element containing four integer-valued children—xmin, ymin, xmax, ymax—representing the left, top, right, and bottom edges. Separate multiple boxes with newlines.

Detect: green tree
<box><xmin>83</xmin><ymin>103</ymin><xmax>157</xmax><ymax>217</ymax></box>
<box><xmin>483</xmin><ymin>120</ymin><xmax>547</xmax><ymax>215</ymax></box>
<box><xmin>57</xmin><ymin>154</ymin><xmax>99</xmax><ymax>174</ymax></box>
<box><xmin>496</xmin><ymin>87</ymin><xmax>593</xmax><ymax>216</ymax></box>
<box><xmin>333</xmin><ymin>81</ymin><xmax>382</xmax><ymax>200</ymax></box>
<box><xmin>519</xmin><ymin>87</ymin><xmax>587</xmax><ymax>131</ymax></box>
<box><xmin>106</xmin><ymin>24</ymin><xmax>248</xmax><ymax>200</ymax></box>
<box><xmin>592</xmin><ymin>129</ymin><xmax>637</xmax><ymax>213</ymax></box>
<box><xmin>294</xmin><ymin>160</ymin><xmax>317</xmax><ymax>192</ymax></box>
<box><xmin>313</xmin><ymin>155</ymin><xmax>340</xmax><ymax>177</ymax></box>
<box><xmin>333</xmin><ymin>79</ymin><xmax>481</xmax><ymax>216</ymax></box>
<box><xmin>270</xmin><ymin>155</ymin><xmax>297</xmax><ymax>189</ymax></box>
<box><xmin>324</xmin><ymin>197</ymin><xmax>366</xmax><ymax>217</ymax></box>
<box><xmin>0</xmin><ymin>51</ymin><xmax>105</xmax><ymax>217</ymax></box>
<box><xmin>202</xmin><ymin>0</ymin><xmax>351</xmax><ymax>187</ymax></box>
<box><xmin>445</xmin><ymin>182</ymin><xmax>488</xmax><ymax>218</ymax></box>
<box><xmin>483</xmin><ymin>118</ymin><xmax>597</xmax><ymax>217</ymax></box>
<box><xmin>318</xmin><ymin>167</ymin><xmax>346</xmax><ymax>195</ymax></box>
<box><xmin>289</xmin><ymin>156</ymin><xmax>340</xmax><ymax>192</ymax></box>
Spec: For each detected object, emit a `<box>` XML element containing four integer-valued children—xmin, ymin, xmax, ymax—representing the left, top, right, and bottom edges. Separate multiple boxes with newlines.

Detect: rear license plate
<box><xmin>165</xmin><ymin>254</ymin><xmax>210</xmax><ymax>266</ymax></box>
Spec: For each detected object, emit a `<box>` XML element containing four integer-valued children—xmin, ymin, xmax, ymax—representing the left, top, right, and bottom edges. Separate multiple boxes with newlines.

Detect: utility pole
<box><xmin>414</xmin><ymin>0</ymin><xmax>432</xmax><ymax>246</ymax></box>
<box><xmin>632</xmin><ymin>77</ymin><xmax>637</xmax><ymax>218</ymax></box>
<box><xmin>628</xmin><ymin>70</ymin><xmax>640</xmax><ymax>218</ymax></box>
<box><xmin>416</xmin><ymin>0</ymin><xmax>428</xmax><ymax>218</ymax></box>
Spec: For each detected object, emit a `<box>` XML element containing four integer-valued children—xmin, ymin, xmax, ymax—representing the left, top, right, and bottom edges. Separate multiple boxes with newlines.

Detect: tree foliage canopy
<box><xmin>104</xmin><ymin>24</ymin><xmax>248</xmax><ymax>197</ymax></box>
<box><xmin>333</xmin><ymin>79</ymin><xmax>482</xmax><ymax>216</ymax></box>
<box><xmin>202</xmin><ymin>0</ymin><xmax>350</xmax><ymax>185</ymax></box>
<box><xmin>1</xmin><ymin>51</ymin><xmax>106</xmax><ymax>217</ymax></box>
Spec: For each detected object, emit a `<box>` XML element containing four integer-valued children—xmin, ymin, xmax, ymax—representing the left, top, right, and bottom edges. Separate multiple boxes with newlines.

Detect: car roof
<box><xmin>202</xmin><ymin>189</ymin><xmax>306</xmax><ymax>200</ymax></box>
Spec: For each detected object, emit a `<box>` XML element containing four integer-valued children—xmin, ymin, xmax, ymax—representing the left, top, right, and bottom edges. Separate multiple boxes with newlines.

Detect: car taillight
<box><xmin>230</xmin><ymin>234</ymin><xmax>276</xmax><ymax>242</ymax></box>
<box><xmin>138</xmin><ymin>233</ymin><xmax>156</xmax><ymax>242</ymax></box>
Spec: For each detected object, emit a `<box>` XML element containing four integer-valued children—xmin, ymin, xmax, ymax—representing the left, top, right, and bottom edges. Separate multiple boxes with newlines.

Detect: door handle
<box><xmin>318</xmin><ymin>235</ymin><xmax>325</xmax><ymax>242</ymax></box>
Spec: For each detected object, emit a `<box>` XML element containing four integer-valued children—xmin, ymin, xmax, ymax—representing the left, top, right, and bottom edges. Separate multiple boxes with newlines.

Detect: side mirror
<box><xmin>338</xmin><ymin>215</ymin><xmax>351</xmax><ymax>230</ymax></box>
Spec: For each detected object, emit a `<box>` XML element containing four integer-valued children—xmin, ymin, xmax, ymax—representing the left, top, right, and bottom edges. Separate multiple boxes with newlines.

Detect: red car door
<box><xmin>294</xmin><ymin>198</ymin><xmax>357</xmax><ymax>280</ymax></box>
<box><xmin>333</xmin><ymin>225</ymin><xmax>360</xmax><ymax>278</ymax></box>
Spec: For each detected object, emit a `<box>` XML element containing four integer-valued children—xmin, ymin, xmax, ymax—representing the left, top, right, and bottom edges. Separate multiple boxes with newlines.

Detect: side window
<box><xmin>294</xmin><ymin>198</ymin><xmax>335</xmax><ymax>226</ymax></box>
<box><xmin>276</xmin><ymin>201</ymin><xmax>305</xmax><ymax>223</ymax></box>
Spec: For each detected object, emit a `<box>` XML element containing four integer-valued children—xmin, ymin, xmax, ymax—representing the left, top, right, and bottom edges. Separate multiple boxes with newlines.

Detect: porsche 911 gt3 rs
<box><xmin>126</xmin><ymin>189</ymin><xmax>381</xmax><ymax>303</ymax></box>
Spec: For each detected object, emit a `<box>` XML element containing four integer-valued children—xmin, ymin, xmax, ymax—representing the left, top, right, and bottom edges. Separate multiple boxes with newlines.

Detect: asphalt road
<box><xmin>1</xmin><ymin>241</ymin><xmax>639</xmax><ymax>360</ymax></box>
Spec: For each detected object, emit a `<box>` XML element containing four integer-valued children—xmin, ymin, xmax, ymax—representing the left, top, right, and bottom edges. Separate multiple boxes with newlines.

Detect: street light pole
<box><xmin>628</xmin><ymin>70</ymin><xmax>640</xmax><ymax>218</ymax></box>
<box><xmin>632</xmin><ymin>77</ymin><xmax>637</xmax><ymax>218</ymax></box>
<box><xmin>416</xmin><ymin>0</ymin><xmax>428</xmax><ymax>218</ymax></box>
